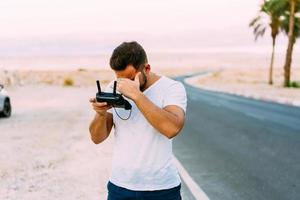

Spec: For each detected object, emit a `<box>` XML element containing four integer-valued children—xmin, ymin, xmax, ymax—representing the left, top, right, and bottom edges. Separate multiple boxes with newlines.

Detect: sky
<box><xmin>0</xmin><ymin>0</ymin><xmax>298</xmax><ymax>56</ymax></box>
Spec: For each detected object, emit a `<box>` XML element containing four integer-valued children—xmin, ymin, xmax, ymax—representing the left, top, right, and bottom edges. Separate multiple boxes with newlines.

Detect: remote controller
<box><xmin>96</xmin><ymin>80</ymin><xmax>132</xmax><ymax>110</ymax></box>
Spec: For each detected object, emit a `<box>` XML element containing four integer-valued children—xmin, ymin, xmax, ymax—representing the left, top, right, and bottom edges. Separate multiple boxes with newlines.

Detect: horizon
<box><xmin>1</xmin><ymin>0</ymin><xmax>299</xmax><ymax>56</ymax></box>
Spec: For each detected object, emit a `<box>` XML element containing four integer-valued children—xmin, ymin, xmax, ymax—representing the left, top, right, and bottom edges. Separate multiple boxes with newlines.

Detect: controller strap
<box><xmin>113</xmin><ymin>107</ymin><xmax>132</xmax><ymax>120</ymax></box>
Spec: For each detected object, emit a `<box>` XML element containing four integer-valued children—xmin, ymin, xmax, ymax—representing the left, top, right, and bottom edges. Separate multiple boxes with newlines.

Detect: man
<box><xmin>89</xmin><ymin>41</ymin><xmax>187</xmax><ymax>200</ymax></box>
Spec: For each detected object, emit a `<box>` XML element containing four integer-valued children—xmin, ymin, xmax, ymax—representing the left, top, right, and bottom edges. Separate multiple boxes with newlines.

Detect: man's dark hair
<box><xmin>109</xmin><ymin>41</ymin><xmax>148</xmax><ymax>71</ymax></box>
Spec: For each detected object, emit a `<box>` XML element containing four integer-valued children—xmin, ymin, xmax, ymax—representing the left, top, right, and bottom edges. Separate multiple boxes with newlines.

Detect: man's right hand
<box><xmin>89</xmin><ymin>98</ymin><xmax>112</xmax><ymax>116</ymax></box>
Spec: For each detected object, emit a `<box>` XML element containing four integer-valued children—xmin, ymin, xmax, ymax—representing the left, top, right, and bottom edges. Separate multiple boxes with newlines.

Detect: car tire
<box><xmin>0</xmin><ymin>98</ymin><xmax>11</xmax><ymax>117</ymax></box>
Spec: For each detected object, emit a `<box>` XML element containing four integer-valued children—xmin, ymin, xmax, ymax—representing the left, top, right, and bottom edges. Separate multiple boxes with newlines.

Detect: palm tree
<box><xmin>250</xmin><ymin>0</ymin><xmax>282</xmax><ymax>85</ymax></box>
<box><xmin>281</xmin><ymin>0</ymin><xmax>300</xmax><ymax>87</ymax></box>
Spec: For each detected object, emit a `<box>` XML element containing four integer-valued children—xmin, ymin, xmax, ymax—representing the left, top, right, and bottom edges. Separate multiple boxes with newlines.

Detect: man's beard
<box><xmin>139</xmin><ymin>71</ymin><xmax>147</xmax><ymax>91</ymax></box>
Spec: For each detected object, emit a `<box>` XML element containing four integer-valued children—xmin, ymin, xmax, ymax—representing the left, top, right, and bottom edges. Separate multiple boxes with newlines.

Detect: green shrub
<box><xmin>288</xmin><ymin>81</ymin><xmax>300</xmax><ymax>88</ymax></box>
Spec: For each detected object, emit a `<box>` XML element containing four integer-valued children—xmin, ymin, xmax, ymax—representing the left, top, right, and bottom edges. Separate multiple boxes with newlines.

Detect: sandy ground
<box><xmin>0</xmin><ymin>85</ymin><xmax>114</xmax><ymax>200</ymax></box>
<box><xmin>1</xmin><ymin>69</ymin><xmax>205</xmax><ymax>200</ymax></box>
<box><xmin>0</xmin><ymin>68</ymin><xmax>203</xmax><ymax>87</ymax></box>
<box><xmin>192</xmin><ymin>67</ymin><xmax>300</xmax><ymax>103</ymax></box>
<box><xmin>0</xmin><ymin>69</ymin><xmax>115</xmax><ymax>87</ymax></box>
<box><xmin>1</xmin><ymin>66</ymin><xmax>299</xmax><ymax>199</ymax></box>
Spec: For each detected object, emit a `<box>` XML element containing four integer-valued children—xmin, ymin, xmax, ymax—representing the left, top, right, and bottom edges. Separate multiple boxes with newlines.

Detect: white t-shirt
<box><xmin>105</xmin><ymin>75</ymin><xmax>187</xmax><ymax>191</ymax></box>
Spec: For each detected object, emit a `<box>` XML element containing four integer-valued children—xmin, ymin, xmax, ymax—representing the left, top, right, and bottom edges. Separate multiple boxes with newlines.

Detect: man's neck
<box><xmin>141</xmin><ymin>72</ymin><xmax>161</xmax><ymax>92</ymax></box>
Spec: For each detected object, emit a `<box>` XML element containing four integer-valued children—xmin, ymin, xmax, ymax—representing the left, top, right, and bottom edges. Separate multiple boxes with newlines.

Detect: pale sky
<box><xmin>0</xmin><ymin>0</ymin><xmax>298</xmax><ymax>55</ymax></box>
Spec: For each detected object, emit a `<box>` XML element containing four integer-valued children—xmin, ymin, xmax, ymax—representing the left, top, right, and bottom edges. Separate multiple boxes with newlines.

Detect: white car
<box><xmin>0</xmin><ymin>84</ymin><xmax>11</xmax><ymax>117</ymax></box>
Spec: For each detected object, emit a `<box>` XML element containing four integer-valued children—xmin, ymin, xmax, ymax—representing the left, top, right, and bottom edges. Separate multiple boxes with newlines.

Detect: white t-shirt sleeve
<box><xmin>162</xmin><ymin>82</ymin><xmax>187</xmax><ymax>113</ymax></box>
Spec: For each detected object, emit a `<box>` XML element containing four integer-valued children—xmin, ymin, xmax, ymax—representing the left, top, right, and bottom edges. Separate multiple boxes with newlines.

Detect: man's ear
<box><xmin>144</xmin><ymin>64</ymin><xmax>151</xmax><ymax>74</ymax></box>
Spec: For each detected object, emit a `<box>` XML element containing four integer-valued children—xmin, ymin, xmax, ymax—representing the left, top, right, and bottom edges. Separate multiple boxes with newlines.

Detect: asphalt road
<box><xmin>173</xmin><ymin>74</ymin><xmax>300</xmax><ymax>200</ymax></box>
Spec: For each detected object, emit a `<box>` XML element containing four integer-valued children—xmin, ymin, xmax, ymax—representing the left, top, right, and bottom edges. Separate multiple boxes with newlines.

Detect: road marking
<box><xmin>174</xmin><ymin>156</ymin><xmax>210</xmax><ymax>200</ymax></box>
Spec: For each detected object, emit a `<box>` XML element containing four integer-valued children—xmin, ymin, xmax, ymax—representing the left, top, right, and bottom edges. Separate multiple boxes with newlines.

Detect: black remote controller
<box><xmin>96</xmin><ymin>80</ymin><xmax>132</xmax><ymax>110</ymax></box>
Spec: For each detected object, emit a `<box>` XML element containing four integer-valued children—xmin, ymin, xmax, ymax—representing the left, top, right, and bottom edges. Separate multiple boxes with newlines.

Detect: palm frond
<box><xmin>254</xmin><ymin>23</ymin><xmax>263</xmax><ymax>34</ymax></box>
<box><xmin>249</xmin><ymin>16</ymin><xmax>262</xmax><ymax>27</ymax></box>
<box><xmin>268</xmin><ymin>0</ymin><xmax>289</xmax><ymax>17</ymax></box>
<box><xmin>255</xmin><ymin>27</ymin><xmax>267</xmax><ymax>40</ymax></box>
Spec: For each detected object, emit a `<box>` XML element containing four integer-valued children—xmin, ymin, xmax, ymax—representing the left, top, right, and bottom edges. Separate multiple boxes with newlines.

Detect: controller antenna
<box><xmin>113</xmin><ymin>81</ymin><xmax>117</xmax><ymax>96</ymax></box>
<box><xmin>96</xmin><ymin>80</ymin><xmax>101</xmax><ymax>93</ymax></box>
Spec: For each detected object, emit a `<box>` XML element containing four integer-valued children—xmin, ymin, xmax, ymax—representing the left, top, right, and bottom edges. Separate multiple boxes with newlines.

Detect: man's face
<box><xmin>115</xmin><ymin>65</ymin><xmax>148</xmax><ymax>91</ymax></box>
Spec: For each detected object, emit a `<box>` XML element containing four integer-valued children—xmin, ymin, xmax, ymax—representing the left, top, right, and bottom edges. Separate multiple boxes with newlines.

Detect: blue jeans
<box><xmin>107</xmin><ymin>181</ymin><xmax>182</xmax><ymax>200</ymax></box>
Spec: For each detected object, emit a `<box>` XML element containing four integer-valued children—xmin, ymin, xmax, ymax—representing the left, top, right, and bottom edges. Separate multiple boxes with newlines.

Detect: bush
<box><xmin>63</xmin><ymin>77</ymin><xmax>74</xmax><ymax>86</ymax></box>
<box><xmin>288</xmin><ymin>81</ymin><xmax>300</xmax><ymax>88</ymax></box>
<box><xmin>78</xmin><ymin>68</ymin><xmax>87</xmax><ymax>72</ymax></box>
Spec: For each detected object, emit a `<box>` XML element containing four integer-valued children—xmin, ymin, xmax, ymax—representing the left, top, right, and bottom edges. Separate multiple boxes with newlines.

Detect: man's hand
<box><xmin>89</xmin><ymin>98</ymin><xmax>112</xmax><ymax>116</ymax></box>
<box><xmin>116</xmin><ymin>72</ymin><xmax>143</xmax><ymax>101</ymax></box>
<box><xmin>89</xmin><ymin>98</ymin><xmax>114</xmax><ymax>144</ymax></box>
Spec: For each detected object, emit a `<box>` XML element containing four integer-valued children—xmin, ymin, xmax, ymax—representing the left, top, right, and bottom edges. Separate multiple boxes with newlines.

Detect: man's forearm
<box><xmin>89</xmin><ymin>113</ymin><xmax>109</xmax><ymax>144</ymax></box>
<box><xmin>133</xmin><ymin>93</ymin><xmax>182</xmax><ymax>139</ymax></box>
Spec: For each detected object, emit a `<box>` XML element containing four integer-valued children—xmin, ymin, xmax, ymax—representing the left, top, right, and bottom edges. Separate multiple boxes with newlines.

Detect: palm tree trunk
<box><xmin>284</xmin><ymin>0</ymin><xmax>296</xmax><ymax>87</ymax></box>
<box><xmin>269</xmin><ymin>37</ymin><xmax>276</xmax><ymax>85</ymax></box>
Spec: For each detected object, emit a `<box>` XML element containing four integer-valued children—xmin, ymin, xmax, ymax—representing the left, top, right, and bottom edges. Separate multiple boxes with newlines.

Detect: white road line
<box><xmin>174</xmin><ymin>156</ymin><xmax>210</xmax><ymax>200</ymax></box>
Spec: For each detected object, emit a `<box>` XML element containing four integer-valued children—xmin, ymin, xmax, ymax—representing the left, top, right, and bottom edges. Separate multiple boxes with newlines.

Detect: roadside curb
<box><xmin>184</xmin><ymin>72</ymin><xmax>300</xmax><ymax>108</ymax></box>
